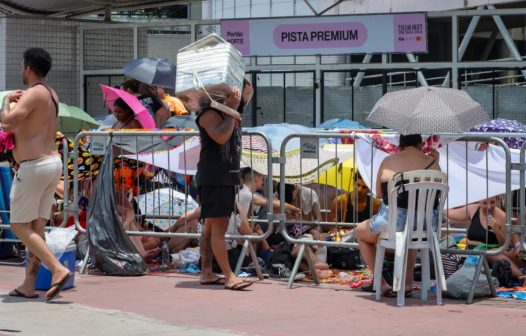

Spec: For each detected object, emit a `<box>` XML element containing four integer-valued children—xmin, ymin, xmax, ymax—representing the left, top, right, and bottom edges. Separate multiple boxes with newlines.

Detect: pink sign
<box><xmin>393</xmin><ymin>14</ymin><xmax>427</xmax><ymax>52</ymax></box>
<box><xmin>221</xmin><ymin>20</ymin><xmax>250</xmax><ymax>55</ymax></box>
<box><xmin>221</xmin><ymin>13</ymin><xmax>427</xmax><ymax>55</ymax></box>
<box><xmin>273</xmin><ymin>22</ymin><xmax>367</xmax><ymax>49</ymax></box>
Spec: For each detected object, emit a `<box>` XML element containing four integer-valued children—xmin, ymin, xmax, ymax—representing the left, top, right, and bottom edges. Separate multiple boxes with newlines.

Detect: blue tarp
<box><xmin>318</xmin><ymin>118</ymin><xmax>366</xmax><ymax>130</ymax></box>
<box><xmin>245</xmin><ymin>123</ymin><xmax>328</xmax><ymax>152</ymax></box>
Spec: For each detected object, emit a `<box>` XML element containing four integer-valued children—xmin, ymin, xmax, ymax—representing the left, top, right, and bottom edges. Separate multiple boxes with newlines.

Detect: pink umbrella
<box><xmin>100</xmin><ymin>84</ymin><xmax>155</xmax><ymax>129</ymax></box>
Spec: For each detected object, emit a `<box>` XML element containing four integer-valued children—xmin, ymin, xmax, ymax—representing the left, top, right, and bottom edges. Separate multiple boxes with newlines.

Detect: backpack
<box><xmin>327</xmin><ymin>247</ymin><xmax>361</xmax><ymax>270</ymax></box>
<box><xmin>268</xmin><ymin>241</ymin><xmax>293</xmax><ymax>274</ymax></box>
<box><xmin>491</xmin><ymin>259</ymin><xmax>513</xmax><ymax>288</ymax></box>
<box><xmin>201</xmin><ymin>245</ymin><xmax>250</xmax><ymax>274</ymax></box>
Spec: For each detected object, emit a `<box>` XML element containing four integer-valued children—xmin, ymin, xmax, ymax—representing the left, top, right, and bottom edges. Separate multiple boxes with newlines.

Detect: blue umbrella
<box><xmin>245</xmin><ymin>123</ymin><xmax>328</xmax><ymax>152</ymax></box>
<box><xmin>470</xmin><ymin>118</ymin><xmax>526</xmax><ymax>149</ymax></box>
<box><xmin>319</xmin><ymin>118</ymin><xmax>366</xmax><ymax>130</ymax></box>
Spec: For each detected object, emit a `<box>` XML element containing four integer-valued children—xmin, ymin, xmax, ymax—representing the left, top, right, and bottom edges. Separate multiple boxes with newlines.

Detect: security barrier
<box><xmin>66</xmin><ymin>130</ymin><xmax>275</xmax><ymax>278</ymax></box>
<box><xmin>14</xmin><ymin>127</ymin><xmax>524</xmax><ymax>304</ymax></box>
<box><xmin>276</xmin><ymin>131</ymin><xmax>524</xmax><ymax>303</ymax></box>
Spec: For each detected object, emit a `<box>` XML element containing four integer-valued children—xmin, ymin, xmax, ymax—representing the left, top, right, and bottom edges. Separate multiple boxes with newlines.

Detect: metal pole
<box><xmin>353</xmin><ymin>54</ymin><xmax>373</xmax><ymax>88</ymax></box>
<box><xmin>487</xmin><ymin>4</ymin><xmax>526</xmax><ymax>80</ymax></box>
<box><xmin>405</xmin><ymin>53</ymin><xmax>428</xmax><ymax>86</ymax></box>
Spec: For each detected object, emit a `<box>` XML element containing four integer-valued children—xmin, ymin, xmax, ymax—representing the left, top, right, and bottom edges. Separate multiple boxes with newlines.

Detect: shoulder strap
<box><xmin>32</xmin><ymin>83</ymin><xmax>59</xmax><ymax>117</ymax></box>
<box><xmin>424</xmin><ymin>158</ymin><xmax>436</xmax><ymax>170</ymax></box>
<box><xmin>118</xmin><ymin>115</ymin><xmax>136</xmax><ymax>129</ymax></box>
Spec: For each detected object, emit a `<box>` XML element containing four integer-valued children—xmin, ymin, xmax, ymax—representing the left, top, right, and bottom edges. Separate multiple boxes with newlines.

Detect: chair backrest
<box><xmin>384</xmin><ymin>170</ymin><xmax>449</xmax><ymax>243</ymax></box>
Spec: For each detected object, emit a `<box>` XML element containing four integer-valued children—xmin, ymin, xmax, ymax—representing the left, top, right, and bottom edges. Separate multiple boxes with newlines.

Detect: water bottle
<box><xmin>161</xmin><ymin>241</ymin><xmax>171</xmax><ymax>267</ymax></box>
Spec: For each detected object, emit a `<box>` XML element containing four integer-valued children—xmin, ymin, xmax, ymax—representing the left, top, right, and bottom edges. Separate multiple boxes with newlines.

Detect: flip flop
<box><xmin>224</xmin><ymin>280</ymin><xmax>253</xmax><ymax>291</ymax></box>
<box><xmin>404</xmin><ymin>289</ymin><xmax>415</xmax><ymax>297</ymax></box>
<box><xmin>45</xmin><ymin>272</ymin><xmax>73</xmax><ymax>302</ymax></box>
<box><xmin>385</xmin><ymin>289</ymin><xmax>414</xmax><ymax>298</ymax></box>
<box><xmin>360</xmin><ymin>283</ymin><xmax>375</xmax><ymax>292</ymax></box>
<box><xmin>8</xmin><ymin>289</ymin><xmax>39</xmax><ymax>299</ymax></box>
<box><xmin>200</xmin><ymin>277</ymin><xmax>226</xmax><ymax>285</ymax></box>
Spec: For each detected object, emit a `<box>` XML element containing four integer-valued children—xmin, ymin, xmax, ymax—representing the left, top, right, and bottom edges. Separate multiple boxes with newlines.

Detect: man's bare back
<box><xmin>9</xmin><ymin>85</ymin><xmax>58</xmax><ymax>163</ymax></box>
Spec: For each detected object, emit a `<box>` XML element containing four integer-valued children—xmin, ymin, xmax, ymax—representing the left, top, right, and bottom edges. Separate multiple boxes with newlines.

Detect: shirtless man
<box><xmin>0</xmin><ymin>48</ymin><xmax>72</xmax><ymax>301</ymax></box>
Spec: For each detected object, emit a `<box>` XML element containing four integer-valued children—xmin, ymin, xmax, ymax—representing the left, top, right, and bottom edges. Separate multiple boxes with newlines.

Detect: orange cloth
<box><xmin>113</xmin><ymin>158</ymin><xmax>151</xmax><ymax>196</ymax></box>
<box><xmin>162</xmin><ymin>95</ymin><xmax>188</xmax><ymax>116</ymax></box>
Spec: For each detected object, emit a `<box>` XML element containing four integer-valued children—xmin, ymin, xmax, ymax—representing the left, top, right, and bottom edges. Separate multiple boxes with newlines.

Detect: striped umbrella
<box><xmin>366</xmin><ymin>87</ymin><xmax>490</xmax><ymax>135</ymax></box>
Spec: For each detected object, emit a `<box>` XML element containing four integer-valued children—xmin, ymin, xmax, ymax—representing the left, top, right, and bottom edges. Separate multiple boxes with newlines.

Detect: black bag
<box><xmin>200</xmin><ymin>245</ymin><xmax>250</xmax><ymax>274</ymax></box>
<box><xmin>327</xmin><ymin>247</ymin><xmax>361</xmax><ymax>270</ymax></box>
<box><xmin>87</xmin><ymin>142</ymin><xmax>147</xmax><ymax>276</ymax></box>
<box><xmin>268</xmin><ymin>241</ymin><xmax>293</xmax><ymax>270</ymax></box>
<box><xmin>491</xmin><ymin>259</ymin><xmax>513</xmax><ymax>288</ymax></box>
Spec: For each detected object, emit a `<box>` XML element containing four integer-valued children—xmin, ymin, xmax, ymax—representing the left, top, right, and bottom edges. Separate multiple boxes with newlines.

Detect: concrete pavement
<box><xmin>1</xmin><ymin>265</ymin><xmax>526</xmax><ymax>336</ymax></box>
<box><xmin>0</xmin><ymin>290</ymin><xmax>251</xmax><ymax>336</ymax></box>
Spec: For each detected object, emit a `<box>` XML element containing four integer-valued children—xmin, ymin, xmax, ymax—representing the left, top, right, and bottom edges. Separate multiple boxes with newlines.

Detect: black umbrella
<box><xmin>124</xmin><ymin>57</ymin><xmax>177</xmax><ymax>89</ymax></box>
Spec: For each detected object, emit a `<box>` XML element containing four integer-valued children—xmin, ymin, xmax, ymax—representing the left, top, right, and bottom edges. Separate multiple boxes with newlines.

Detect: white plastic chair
<box><xmin>373</xmin><ymin>170</ymin><xmax>448</xmax><ymax>307</ymax></box>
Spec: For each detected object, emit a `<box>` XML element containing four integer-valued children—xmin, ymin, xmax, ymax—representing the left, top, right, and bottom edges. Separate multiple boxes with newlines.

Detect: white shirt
<box><xmin>298</xmin><ymin>185</ymin><xmax>319</xmax><ymax>216</ymax></box>
<box><xmin>226</xmin><ymin>185</ymin><xmax>255</xmax><ymax>249</ymax></box>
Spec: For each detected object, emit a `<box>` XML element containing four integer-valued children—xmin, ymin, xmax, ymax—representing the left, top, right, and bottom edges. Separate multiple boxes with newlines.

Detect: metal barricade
<box><xmin>0</xmin><ymin>161</ymin><xmax>22</xmax><ymax>266</ymax></box>
<box><xmin>276</xmin><ymin>131</ymin><xmax>522</xmax><ymax>301</ymax></box>
<box><xmin>65</xmin><ymin>130</ymin><xmax>275</xmax><ymax>278</ymax></box>
<box><xmin>0</xmin><ymin>138</ymin><xmax>71</xmax><ymax>266</ymax></box>
<box><xmin>277</xmin><ymin>131</ymin><xmax>363</xmax><ymax>288</ymax></box>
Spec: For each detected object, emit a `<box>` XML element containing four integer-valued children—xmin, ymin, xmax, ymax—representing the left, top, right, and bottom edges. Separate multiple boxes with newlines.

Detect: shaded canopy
<box><xmin>0</xmin><ymin>0</ymin><xmax>188</xmax><ymax>19</ymax></box>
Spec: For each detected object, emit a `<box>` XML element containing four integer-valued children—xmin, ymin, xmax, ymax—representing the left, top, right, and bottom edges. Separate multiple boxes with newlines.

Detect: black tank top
<box><xmin>380</xmin><ymin>158</ymin><xmax>436</xmax><ymax>208</ymax></box>
<box><xmin>467</xmin><ymin>207</ymin><xmax>499</xmax><ymax>245</ymax></box>
<box><xmin>196</xmin><ymin>109</ymin><xmax>241</xmax><ymax>186</ymax></box>
<box><xmin>345</xmin><ymin>195</ymin><xmax>372</xmax><ymax>223</ymax></box>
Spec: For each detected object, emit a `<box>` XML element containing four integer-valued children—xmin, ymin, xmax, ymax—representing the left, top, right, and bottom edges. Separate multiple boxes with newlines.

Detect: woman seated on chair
<box><xmin>445</xmin><ymin>197</ymin><xmax>526</xmax><ymax>285</ymax></box>
<box><xmin>355</xmin><ymin>134</ymin><xmax>441</xmax><ymax>295</ymax></box>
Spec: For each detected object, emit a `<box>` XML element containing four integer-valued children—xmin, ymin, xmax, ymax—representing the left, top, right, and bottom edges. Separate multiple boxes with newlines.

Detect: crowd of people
<box><xmin>1</xmin><ymin>47</ymin><xmax>526</xmax><ymax>302</ymax></box>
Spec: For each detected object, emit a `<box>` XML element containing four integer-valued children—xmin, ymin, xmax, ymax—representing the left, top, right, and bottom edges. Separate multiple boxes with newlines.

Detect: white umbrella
<box><xmin>135</xmin><ymin>188</ymin><xmax>199</xmax><ymax>231</ymax></box>
<box><xmin>124</xmin><ymin>136</ymin><xmax>200</xmax><ymax>175</ymax></box>
<box><xmin>240</xmin><ymin>145</ymin><xmax>354</xmax><ymax>184</ymax></box>
<box><xmin>366</xmin><ymin>87</ymin><xmax>490</xmax><ymax>135</ymax></box>
<box><xmin>125</xmin><ymin>134</ymin><xmax>354</xmax><ymax>183</ymax></box>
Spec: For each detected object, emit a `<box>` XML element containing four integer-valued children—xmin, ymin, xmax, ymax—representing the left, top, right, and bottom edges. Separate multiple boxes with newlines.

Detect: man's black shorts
<box><xmin>199</xmin><ymin>186</ymin><xmax>237</xmax><ymax>219</ymax></box>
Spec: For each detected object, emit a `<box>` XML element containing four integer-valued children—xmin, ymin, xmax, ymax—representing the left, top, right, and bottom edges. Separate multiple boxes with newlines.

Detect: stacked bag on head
<box><xmin>175</xmin><ymin>33</ymin><xmax>245</xmax><ymax>114</ymax></box>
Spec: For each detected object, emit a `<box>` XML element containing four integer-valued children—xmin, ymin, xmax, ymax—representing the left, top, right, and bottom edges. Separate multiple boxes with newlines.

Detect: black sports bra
<box><xmin>467</xmin><ymin>207</ymin><xmax>499</xmax><ymax>245</ymax></box>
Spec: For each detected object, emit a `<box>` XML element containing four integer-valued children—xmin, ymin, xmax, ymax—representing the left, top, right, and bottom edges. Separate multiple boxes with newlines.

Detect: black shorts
<box><xmin>199</xmin><ymin>186</ymin><xmax>237</xmax><ymax>219</ymax></box>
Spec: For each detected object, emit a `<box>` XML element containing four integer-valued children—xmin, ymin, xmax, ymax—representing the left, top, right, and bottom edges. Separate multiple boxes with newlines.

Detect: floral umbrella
<box><xmin>135</xmin><ymin>188</ymin><xmax>198</xmax><ymax>231</ymax></box>
<box><xmin>470</xmin><ymin>118</ymin><xmax>526</xmax><ymax>149</ymax></box>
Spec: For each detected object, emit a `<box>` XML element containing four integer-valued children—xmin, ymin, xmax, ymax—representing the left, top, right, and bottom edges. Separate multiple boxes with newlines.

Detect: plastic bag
<box><xmin>444</xmin><ymin>263</ymin><xmax>498</xmax><ymax>299</ymax></box>
<box><xmin>176</xmin><ymin>248</ymin><xmax>200</xmax><ymax>268</ymax></box>
<box><xmin>42</xmin><ymin>227</ymin><xmax>77</xmax><ymax>270</ymax></box>
<box><xmin>87</xmin><ymin>141</ymin><xmax>147</xmax><ymax>275</ymax></box>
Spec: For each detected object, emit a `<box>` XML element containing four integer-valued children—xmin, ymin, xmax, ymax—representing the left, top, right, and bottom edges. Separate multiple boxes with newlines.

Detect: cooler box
<box><xmin>27</xmin><ymin>243</ymin><xmax>76</xmax><ymax>291</ymax></box>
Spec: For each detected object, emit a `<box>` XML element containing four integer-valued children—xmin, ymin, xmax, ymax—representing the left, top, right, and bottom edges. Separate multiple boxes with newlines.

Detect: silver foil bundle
<box><xmin>176</xmin><ymin>33</ymin><xmax>245</xmax><ymax>112</ymax></box>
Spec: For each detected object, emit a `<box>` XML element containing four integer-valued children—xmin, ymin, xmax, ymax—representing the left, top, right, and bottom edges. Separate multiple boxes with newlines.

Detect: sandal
<box><xmin>224</xmin><ymin>280</ymin><xmax>253</xmax><ymax>291</ymax></box>
<box><xmin>46</xmin><ymin>272</ymin><xmax>73</xmax><ymax>302</ymax></box>
<box><xmin>9</xmin><ymin>289</ymin><xmax>39</xmax><ymax>299</ymax></box>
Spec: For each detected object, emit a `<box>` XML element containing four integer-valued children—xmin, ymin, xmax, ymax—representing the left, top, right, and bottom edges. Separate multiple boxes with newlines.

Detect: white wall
<box><xmin>200</xmin><ymin>0</ymin><xmax>524</xmax><ymax>19</ymax></box>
